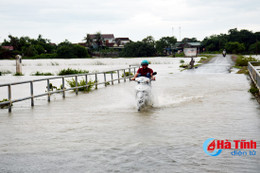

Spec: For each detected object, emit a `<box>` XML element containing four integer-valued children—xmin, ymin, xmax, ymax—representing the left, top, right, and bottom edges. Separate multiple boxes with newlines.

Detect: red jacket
<box><xmin>137</xmin><ymin>67</ymin><xmax>153</xmax><ymax>76</ymax></box>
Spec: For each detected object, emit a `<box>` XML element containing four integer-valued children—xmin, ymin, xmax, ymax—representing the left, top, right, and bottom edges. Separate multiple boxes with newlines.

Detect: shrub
<box><xmin>58</xmin><ymin>68</ymin><xmax>89</xmax><ymax>75</ymax></box>
<box><xmin>235</xmin><ymin>55</ymin><xmax>257</xmax><ymax>66</ymax></box>
<box><xmin>225</xmin><ymin>42</ymin><xmax>245</xmax><ymax>54</ymax></box>
<box><xmin>33</xmin><ymin>53</ymin><xmax>58</xmax><ymax>59</ymax></box>
<box><xmin>180</xmin><ymin>60</ymin><xmax>185</xmax><ymax>63</ymax></box>
<box><xmin>0</xmin><ymin>99</ymin><xmax>12</xmax><ymax>109</ymax></box>
<box><xmin>0</xmin><ymin>70</ymin><xmax>12</xmax><ymax>75</ymax></box>
<box><xmin>122</xmin><ymin>72</ymin><xmax>133</xmax><ymax>77</ymax></box>
<box><xmin>66</xmin><ymin>78</ymin><xmax>94</xmax><ymax>92</ymax></box>
<box><xmin>32</xmin><ymin>71</ymin><xmax>54</xmax><ymax>76</ymax></box>
<box><xmin>249</xmin><ymin>85</ymin><xmax>259</xmax><ymax>95</ymax></box>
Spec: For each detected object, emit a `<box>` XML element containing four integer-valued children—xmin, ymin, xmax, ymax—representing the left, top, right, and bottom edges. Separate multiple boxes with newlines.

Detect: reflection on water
<box><xmin>0</xmin><ymin>56</ymin><xmax>259</xmax><ymax>172</ymax></box>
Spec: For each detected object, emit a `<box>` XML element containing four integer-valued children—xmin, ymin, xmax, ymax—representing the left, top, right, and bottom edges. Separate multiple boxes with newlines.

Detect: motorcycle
<box><xmin>133</xmin><ymin>72</ymin><xmax>157</xmax><ymax>111</ymax></box>
<box><xmin>222</xmin><ymin>50</ymin><xmax>226</xmax><ymax>57</ymax></box>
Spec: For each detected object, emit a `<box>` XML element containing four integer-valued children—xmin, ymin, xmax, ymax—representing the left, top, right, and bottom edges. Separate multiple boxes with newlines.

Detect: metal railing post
<box><xmin>85</xmin><ymin>74</ymin><xmax>88</xmax><ymax>91</ymax></box>
<box><xmin>123</xmin><ymin>69</ymin><xmax>126</xmax><ymax>82</ymax></box>
<box><xmin>117</xmin><ymin>70</ymin><xmax>120</xmax><ymax>83</ymax></box>
<box><xmin>30</xmin><ymin>81</ymin><xmax>34</xmax><ymax>107</ymax></box>
<box><xmin>104</xmin><ymin>72</ymin><xmax>107</xmax><ymax>87</ymax></box>
<box><xmin>75</xmin><ymin>76</ymin><xmax>78</xmax><ymax>95</ymax></box>
<box><xmin>95</xmin><ymin>73</ymin><xmax>98</xmax><ymax>89</ymax></box>
<box><xmin>128</xmin><ymin>68</ymin><xmax>131</xmax><ymax>81</ymax></box>
<box><xmin>47</xmin><ymin>79</ymin><xmax>50</xmax><ymax>102</ymax></box>
<box><xmin>8</xmin><ymin>85</ymin><xmax>11</xmax><ymax>112</ymax></box>
<box><xmin>62</xmin><ymin>77</ymin><xmax>65</xmax><ymax>98</ymax></box>
<box><xmin>111</xmin><ymin>72</ymin><xmax>114</xmax><ymax>85</ymax></box>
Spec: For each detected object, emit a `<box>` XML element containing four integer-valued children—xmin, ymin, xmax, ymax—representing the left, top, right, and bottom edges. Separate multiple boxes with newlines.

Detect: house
<box><xmin>174</xmin><ymin>42</ymin><xmax>201</xmax><ymax>53</ymax></box>
<box><xmin>1</xmin><ymin>46</ymin><xmax>14</xmax><ymax>51</ymax></box>
<box><xmin>115</xmin><ymin>37</ymin><xmax>131</xmax><ymax>46</ymax></box>
<box><xmin>87</xmin><ymin>34</ymin><xmax>131</xmax><ymax>48</ymax></box>
<box><xmin>89</xmin><ymin>34</ymin><xmax>115</xmax><ymax>44</ymax></box>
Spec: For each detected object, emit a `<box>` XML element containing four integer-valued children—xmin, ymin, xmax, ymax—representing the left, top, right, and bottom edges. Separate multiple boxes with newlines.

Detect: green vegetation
<box><xmin>0</xmin><ymin>35</ymin><xmax>90</xmax><ymax>59</ymax></box>
<box><xmin>180</xmin><ymin>60</ymin><xmax>185</xmax><ymax>63</ymax></box>
<box><xmin>202</xmin><ymin>28</ymin><xmax>260</xmax><ymax>54</ymax></box>
<box><xmin>0</xmin><ymin>70</ymin><xmax>13</xmax><ymax>75</ymax></box>
<box><xmin>174</xmin><ymin>52</ymin><xmax>185</xmax><ymax>57</ymax></box>
<box><xmin>105</xmin><ymin>71</ymin><xmax>116</xmax><ymax>74</ymax></box>
<box><xmin>198</xmin><ymin>55</ymin><xmax>214</xmax><ymax>63</ymax></box>
<box><xmin>66</xmin><ymin>78</ymin><xmax>95</xmax><ymax>92</ymax></box>
<box><xmin>249</xmin><ymin>84</ymin><xmax>259</xmax><ymax>95</ymax></box>
<box><xmin>119</xmin><ymin>41</ymin><xmax>156</xmax><ymax>57</ymax></box>
<box><xmin>235</xmin><ymin>55</ymin><xmax>257</xmax><ymax>66</ymax></box>
<box><xmin>179</xmin><ymin>64</ymin><xmax>189</xmax><ymax>68</ymax></box>
<box><xmin>58</xmin><ymin>68</ymin><xmax>89</xmax><ymax>75</ymax></box>
<box><xmin>122</xmin><ymin>72</ymin><xmax>133</xmax><ymax>77</ymax></box>
<box><xmin>14</xmin><ymin>72</ymin><xmax>23</xmax><ymax>76</ymax></box>
<box><xmin>0</xmin><ymin>99</ymin><xmax>12</xmax><ymax>109</ymax></box>
<box><xmin>232</xmin><ymin>55</ymin><xmax>258</xmax><ymax>74</ymax></box>
<box><xmin>32</xmin><ymin>71</ymin><xmax>54</xmax><ymax>76</ymax></box>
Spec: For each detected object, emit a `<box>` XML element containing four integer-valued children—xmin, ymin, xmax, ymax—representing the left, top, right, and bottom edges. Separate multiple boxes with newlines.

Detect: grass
<box><xmin>232</xmin><ymin>55</ymin><xmax>259</xmax><ymax>74</ymax></box>
<box><xmin>66</xmin><ymin>78</ymin><xmax>95</xmax><ymax>92</ymax></box>
<box><xmin>32</xmin><ymin>71</ymin><xmax>54</xmax><ymax>76</ymax></box>
<box><xmin>248</xmin><ymin>82</ymin><xmax>260</xmax><ymax>104</ymax></box>
<box><xmin>198</xmin><ymin>55</ymin><xmax>214</xmax><ymax>63</ymax></box>
<box><xmin>0</xmin><ymin>70</ymin><xmax>12</xmax><ymax>76</ymax></box>
<box><xmin>234</xmin><ymin>55</ymin><xmax>257</xmax><ymax>66</ymax></box>
<box><xmin>14</xmin><ymin>72</ymin><xmax>23</xmax><ymax>76</ymax></box>
<box><xmin>180</xmin><ymin>60</ymin><xmax>185</xmax><ymax>63</ymax></box>
<box><xmin>58</xmin><ymin>68</ymin><xmax>89</xmax><ymax>75</ymax></box>
<box><xmin>179</xmin><ymin>64</ymin><xmax>189</xmax><ymax>68</ymax></box>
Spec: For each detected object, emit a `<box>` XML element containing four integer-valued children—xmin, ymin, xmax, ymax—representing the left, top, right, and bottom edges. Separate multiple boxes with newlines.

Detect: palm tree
<box><xmin>95</xmin><ymin>32</ymin><xmax>104</xmax><ymax>50</ymax></box>
<box><xmin>84</xmin><ymin>34</ymin><xmax>93</xmax><ymax>47</ymax></box>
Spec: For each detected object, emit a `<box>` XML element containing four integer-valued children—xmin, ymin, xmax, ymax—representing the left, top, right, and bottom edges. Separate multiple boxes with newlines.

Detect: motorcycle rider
<box><xmin>131</xmin><ymin>60</ymin><xmax>155</xmax><ymax>80</ymax></box>
<box><xmin>222</xmin><ymin>49</ymin><xmax>227</xmax><ymax>57</ymax></box>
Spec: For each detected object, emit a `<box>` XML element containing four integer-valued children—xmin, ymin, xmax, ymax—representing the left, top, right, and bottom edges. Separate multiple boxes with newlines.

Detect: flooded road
<box><xmin>0</xmin><ymin>56</ymin><xmax>259</xmax><ymax>172</ymax></box>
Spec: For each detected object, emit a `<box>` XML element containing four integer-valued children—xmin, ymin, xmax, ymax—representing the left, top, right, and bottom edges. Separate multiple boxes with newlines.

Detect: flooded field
<box><xmin>0</xmin><ymin>56</ymin><xmax>259</xmax><ymax>172</ymax></box>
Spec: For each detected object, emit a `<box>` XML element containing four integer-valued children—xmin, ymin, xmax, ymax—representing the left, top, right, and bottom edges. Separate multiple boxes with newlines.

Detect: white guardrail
<box><xmin>0</xmin><ymin>66</ymin><xmax>138</xmax><ymax>112</ymax></box>
<box><xmin>248</xmin><ymin>61</ymin><xmax>260</xmax><ymax>92</ymax></box>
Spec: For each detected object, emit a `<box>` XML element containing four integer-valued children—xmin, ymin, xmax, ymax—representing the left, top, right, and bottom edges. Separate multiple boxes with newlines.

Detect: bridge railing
<box><xmin>0</xmin><ymin>66</ymin><xmax>138</xmax><ymax>112</ymax></box>
<box><xmin>248</xmin><ymin>61</ymin><xmax>260</xmax><ymax>92</ymax></box>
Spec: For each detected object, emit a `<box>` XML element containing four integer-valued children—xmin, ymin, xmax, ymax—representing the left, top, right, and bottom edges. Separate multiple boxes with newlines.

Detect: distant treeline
<box><xmin>1</xmin><ymin>28</ymin><xmax>260</xmax><ymax>59</ymax></box>
<box><xmin>202</xmin><ymin>28</ymin><xmax>260</xmax><ymax>54</ymax></box>
<box><xmin>0</xmin><ymin>35</ymin><xmax>90</xmax><ymax>59</ymax></box>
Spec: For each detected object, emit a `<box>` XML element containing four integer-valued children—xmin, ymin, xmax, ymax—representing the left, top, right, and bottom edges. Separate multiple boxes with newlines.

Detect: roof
<box><xmin>1</xmin><ymin>46</ymin><xmax>14</xmax><ymax>50</ymax></box>
<box><xmin>115</xmin><ymin>37</ymin><xmax>130</xmax><ymax>41</ymax></box>
<box><xmin>187</xmin><ymin>42</ymin><xmax>201</xmax><ymax>46</ymax></box>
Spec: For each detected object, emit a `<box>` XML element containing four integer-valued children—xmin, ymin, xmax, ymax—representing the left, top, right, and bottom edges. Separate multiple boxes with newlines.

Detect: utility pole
<box><xmin>179</xmin><ymin>26</ymin><xmax>181</xmax><ymax>41</ymax></box>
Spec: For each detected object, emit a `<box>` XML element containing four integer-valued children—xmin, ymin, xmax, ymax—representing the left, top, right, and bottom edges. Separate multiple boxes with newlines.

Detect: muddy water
<box><xmin>0</xmin><ymin>56</ymin><xmax>259</xmax><ymax>172</ymax></box>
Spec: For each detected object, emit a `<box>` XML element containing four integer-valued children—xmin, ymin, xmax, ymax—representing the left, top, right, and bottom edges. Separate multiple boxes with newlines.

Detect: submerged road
<box><xmin>0</xmin><ymin>55</ymin><xmax>259</xmax><ymax>172</ymax></box>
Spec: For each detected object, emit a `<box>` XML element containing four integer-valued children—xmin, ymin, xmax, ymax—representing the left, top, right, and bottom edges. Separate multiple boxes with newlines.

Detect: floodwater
<box><xmin>0</xmin><ymin>56</ymin><xmax>259</xmax><ymax>173</ymax></box>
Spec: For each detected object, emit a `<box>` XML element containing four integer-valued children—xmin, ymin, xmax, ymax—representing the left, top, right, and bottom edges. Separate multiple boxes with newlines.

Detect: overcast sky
<box><xmin>1</xmin><ymin>0</ymin><xmax>260</xmax><ymax>43</ymax></box>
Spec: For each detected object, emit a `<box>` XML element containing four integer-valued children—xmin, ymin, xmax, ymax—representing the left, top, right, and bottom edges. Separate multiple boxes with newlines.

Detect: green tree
<box><xmin>95</xmin><ymin>32</ymin><xmax>104</xmax><ymax>50</ymax></box>
<box><xmin>24</xmin><ymin>45</ymin><xmax>38</xmax><ymax>56</ymax></box>
<box><xmin>249</xmin><ymin>41</ymin><xmax>260</xmax><ymax>54</ymax></box>
<box><xmin>120</xmin><ymin>41</ymin><xmax>156</xmax><ymax>57</ymax></box>
<box><xmin>225</xmin><ymin>42</ymin><xmax>245</xmax><ymax>54</ymax></box>
<box><xmin>84</xmin><ymin>34</ymin><xmax>93</xmax><ymax>47</ymax></box>
<box><xmin>142</xmin><ymin>36</ymin><xmax>155</xmax><ymax>46</ymax></box>
<box><xmin>155</xmin><ymin>36</ymin><xmax>177</xmax><ymax>55</ymax></box>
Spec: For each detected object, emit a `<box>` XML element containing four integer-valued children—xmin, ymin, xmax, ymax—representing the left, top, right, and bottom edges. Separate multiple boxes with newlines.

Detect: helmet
<box><xmin>141</xmin><ymin>60</ymin><xmax>149</xmax><ymax>66</ymax></box>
